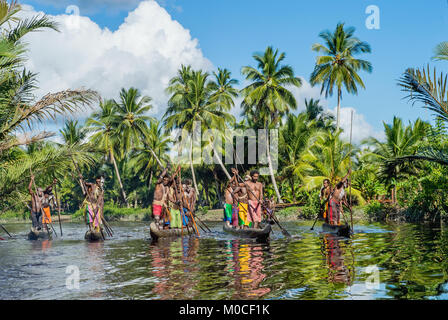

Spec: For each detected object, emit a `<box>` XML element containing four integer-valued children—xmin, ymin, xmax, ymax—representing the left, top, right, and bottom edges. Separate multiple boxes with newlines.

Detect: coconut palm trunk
<box><xmin>209</xmin><ymin>137</ymin><xmax>231</xmax><ymax>180</ymax></box>
<box><xmin>266</xmin><ymin>134</ymin><xmax>283</xmax><ymax>203</ymax></box>
<box><xmin>336</xmin><ymin>87</ymin><xmax>341</xmax><ymax>132</ymax></box>
<box><xmin>189</xmin><ymin>138</ymin><xmax>200</xmax><ymax>199</ymax></box>
<box><xmin>110</xmin><ymin>150</ymin><xmax>129</xmax><ymax>207</ymax></box>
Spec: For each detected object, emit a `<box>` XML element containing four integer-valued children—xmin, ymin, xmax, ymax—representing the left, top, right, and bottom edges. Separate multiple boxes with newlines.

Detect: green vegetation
<box><xmin>0</xmin><ymin>2</ymin><xmax>447</xmax><ymax>225</ymax></box>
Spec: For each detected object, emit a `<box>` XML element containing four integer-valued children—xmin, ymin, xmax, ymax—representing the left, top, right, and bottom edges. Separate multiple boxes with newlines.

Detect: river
<box><xmin>1</xmin><ymin>221</ymin><xmax>448</xmax><ymax>300</ymax></box>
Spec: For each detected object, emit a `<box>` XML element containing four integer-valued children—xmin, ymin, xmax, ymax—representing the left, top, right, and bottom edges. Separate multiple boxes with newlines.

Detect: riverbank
<box><xmin>0</xmin><ymin>203</ymin><xmax>410</xmax><ymax>225</ymax></box>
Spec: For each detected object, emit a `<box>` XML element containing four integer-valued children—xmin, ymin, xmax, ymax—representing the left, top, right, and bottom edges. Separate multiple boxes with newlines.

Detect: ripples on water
<box><xmin>1</xmin><ymin>221</ymin><xmax>448</xmax><ymax>300</ymax></box>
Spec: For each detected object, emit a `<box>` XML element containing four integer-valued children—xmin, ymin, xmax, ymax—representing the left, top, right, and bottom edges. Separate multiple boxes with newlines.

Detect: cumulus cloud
<box><xmin>333</xmin><ymin>107</ymin><xmax>385</xmax><ymax>144</ymax></box>
<box><xmin>21</xmin><ymin>0</ymin><xmax>212</xmax><ymax>118</ymax></box>
<box><xmin>290</xmin><ymin>77</ymin><xmax>329</xmax><ymax>112</ymax></box>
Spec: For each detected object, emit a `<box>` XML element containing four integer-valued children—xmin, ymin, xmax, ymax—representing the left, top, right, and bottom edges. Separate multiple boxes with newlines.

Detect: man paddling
<box><xmin>232</xmin><ymin>172</ymin><xmax>251</xmax><ymax>229</ymax></box>
<box><xmin>153</xmin><ymin>168</ymin><xmax>170</xmax><ymax>229</ymax></box>
<box><xmin>246</xmin><ymin>170</ymin><xmax>264</xmax><ymax>229</ymax></box>
<box><xmin>81</xmin><ymin>175</ymin><xmax>104</xmax><ymax>232</ymax></box>
<box><xmin>328</xmin><ymin>170</ymin><xmax>351</xmax><ymax>225</ymax></box>
<box><xmin>320</xmin><ymin>179</ymin><xmax>332</xmax><ymax>223</ymax></box>
<box><xmin>224</xmin><ymin>180</ymin><xmax>238</xmax><ymax>228</ymax></box>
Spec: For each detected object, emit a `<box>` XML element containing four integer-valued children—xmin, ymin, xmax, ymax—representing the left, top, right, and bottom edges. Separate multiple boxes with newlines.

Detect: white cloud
<box><xmin>333</xmin><ymin>107</ymin><xmax>385</xmax><ymax>144</ymax></box>
<box><xmin>21</xmin><ymin>0</ymin><xmax>212</xmax><ymax>118</ymax></box>
<box><xmin>290</xmin><ymin>77</ymin><xmax>328</xmax><ymax>112</ymax></box>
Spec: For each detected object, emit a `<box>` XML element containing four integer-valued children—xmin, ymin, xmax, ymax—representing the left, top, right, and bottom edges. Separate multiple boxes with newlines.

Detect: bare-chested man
<box><xmin>29</xmin><ymin>175</ymin><xmax>57</xmax><ymax>232</ymax></box>
<box><xmin>245</xmin><ymin>170</ymin><xmax>264</xmax><ymax>229</ymax></box>
<box><xmin>81</xmin><ymin>175</ymin><xmax>104</xmax><ymax>231</ymax></box>
<box><xmin>230</xmin><ymin>170</ymin><xmax>251</xmax><ymax>229</ymax></box>
<box><xmin>152</xmin><ymin>168</ymin><xmax>170</xmax><ymax>228</ymax></box>
<box><xmin>328</xmin><ymin>170</ymin><xmax>351</xmax><ymax>225</ymax></box>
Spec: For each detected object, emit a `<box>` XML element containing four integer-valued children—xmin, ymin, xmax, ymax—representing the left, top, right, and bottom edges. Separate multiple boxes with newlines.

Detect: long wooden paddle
<box><xmin>53</xmin><ymin>181</ymin><xmax>63</xmax><ymax>236</ymax></box>
<box><xmin>0</xmin><ymin>224</ymin><xmax>12</xmax><ymax>238</ymax></box>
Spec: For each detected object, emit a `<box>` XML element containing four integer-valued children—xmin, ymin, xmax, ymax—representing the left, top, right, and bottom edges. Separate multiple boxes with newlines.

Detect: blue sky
<box><xmin>22</xmin><ymin>0</ymin><xmax>448</xmax><ymax>137</ymax></box>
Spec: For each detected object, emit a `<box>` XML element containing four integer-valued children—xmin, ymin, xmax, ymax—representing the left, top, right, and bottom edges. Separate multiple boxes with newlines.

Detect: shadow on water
<box><xmin>1</xmin><ymin>221</ymin><xmax>448</xmax><ymax>299</ymax></box>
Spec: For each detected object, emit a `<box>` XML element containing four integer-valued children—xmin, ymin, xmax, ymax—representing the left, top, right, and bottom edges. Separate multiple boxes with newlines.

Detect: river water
<box><xmin>1</xmin><ymin>221</ymin><xmax>448</xmax><ymax>300</ymax></box>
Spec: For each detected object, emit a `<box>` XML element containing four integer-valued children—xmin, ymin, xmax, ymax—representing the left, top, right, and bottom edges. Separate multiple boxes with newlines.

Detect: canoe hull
<box><xmin>223</xmin><ymin>224</ymin><xmax>272</xmax><ymax>242</ymax></box>
<box><xmin>322</xmin><ymin>223</ymin><xmax>352</xmax><ymax>237</ymax></box>
<box><xmin>149</xmin><ymin>222</ymin><xmax>194</xmax><ymax>241</ymax></box>
<box><xmin>85</xmin><ymin>229</ymin><xmax>104</xmax><ymax>242</ymax></box>
<box><xmin>28</xmin><ymin>229</ymin><xmax>52</xmax><ymax>241</ymax></box>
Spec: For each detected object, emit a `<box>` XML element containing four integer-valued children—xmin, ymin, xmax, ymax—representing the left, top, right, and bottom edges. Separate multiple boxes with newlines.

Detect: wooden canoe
<box><xmin>322</xmin><ymin>223</ymin><xmax>352</xmax><ymax>238</ymax></box>
<box><xmin>149</xmin><ymin>222</ymin><xmax>195</xmax><ymax>241</ymax></box>
<box><xmin>223</xmin><ymin>223</ymin><xmax>272</xmax><ymax>242</ymax></box>
<box><xmin>28</xmin><ymin>228</ymin><xmax>52</xmax><ymax>241</ymax></box>
<box><xmin>85</xmin><ymin>229</ymin><xmax>105</xmax><ymax>242</ymax></box>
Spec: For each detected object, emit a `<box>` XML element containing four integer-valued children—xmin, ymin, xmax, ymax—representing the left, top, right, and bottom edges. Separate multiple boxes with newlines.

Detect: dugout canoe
<box><xmin>28</xmin><ymin>228</ymin><xmax>53</xmax><ymax>240</ymax></box>
<box><xmin>85</xmin><ymin>229</ymin><xmax>105</xmax><ymax>242</ymax></box>
<box><xmin>223</xmin><ymin>223</ymin><xmax>272</xmax><ymax>242</ymax></box>
<box><xmin>149</xmin><ymin>222</ymin><xmax>195</xmax><ymax>241</ymax></box>
<box><xmin>322</xmin><ymin>223</ymin><xmax>352</xmax><ymax>238</ymax></box>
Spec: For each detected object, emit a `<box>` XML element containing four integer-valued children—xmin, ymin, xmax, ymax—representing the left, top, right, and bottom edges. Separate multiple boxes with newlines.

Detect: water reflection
<box><xmin>2</xmin><ymin>221</ymin><xmax>448</xmax><ymax>300</ymax></box>
<box><xmin>149</xmin><ymin>237</ymin><xmax>200</xmax><ymax>299</ymax></box>
<box><xmin>225</xmin><ymin>240</ymin><xmax>270</xmax><ymax>299</ymax></box>
<box><xmin>321</xmin><ymin>234</ymin><xmax>354</xmax><ymax>285</ymax></box>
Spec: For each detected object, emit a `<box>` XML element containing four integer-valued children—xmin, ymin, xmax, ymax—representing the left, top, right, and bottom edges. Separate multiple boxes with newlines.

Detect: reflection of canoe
<box><xmin>85</xmin><ymin>229</ymin><xmax>104</xmax><ymax>242</ymax></box>
<box><xmin>149</xmin><ymin>222</ymin><xmax>194</xmax><ymax>241</ymax></box>
<box><xmin>223</xmin><ymin>223</ymin><xmax>272</xmax><ymax>241</ymax></box>
<box><xmin>322</xmin><ymin>223</ymin><xmax>352</xmax><ymax>237</ymax></box>
<box><xmin>28</xmin><ymin>228</ymin><xmax>52</xmax><ymax>240</ymax></box>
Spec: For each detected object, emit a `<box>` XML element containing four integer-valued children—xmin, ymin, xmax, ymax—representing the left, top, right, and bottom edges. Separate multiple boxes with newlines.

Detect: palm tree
<box><xmin>279</xmin><ymin>113</ymin><xmax>322</xmax><ymax>202</ymax></box>
<box><xmin>60</xmin><ymin>120</ymin><xmax>86</xmax><ymax>145</ymax></box>
<box><xmin>114</xmin><ymin>87</ymin><xmax>154</xmax><ymax>155</ymax></box>
<box><xmin>298</xmin><ymin>130</ymin><xmax>355</xmax><ymax>190</ymax></box>
<box><xmin>304</xmin><ymin>98</ymin><xmax>335</xmax><ymax>129</ymax></box>
<box><xmin>364</xmin><ymin>117</ymin><xmax>428</xmax><ymax>203</ymax></box>
<box><xmin>433</xmin><ymin>42</ymin><xmax>448</xmax><ymax>61</ymax></box>
<box><xmin>164</xmin><ymin>67</ymin><xmax>236</xmax><ymax>196</ymax></box>
<box><xmin>310</xmin><ymin>23</ymin><xmax>372</xmax><ymax>131</ymax></box>
<box><xmin>86</xmin><ymin>99</ymin><xmax>129</xmax><ymax>207</ymax></box>
<box><xmin>241</xmin><ymin>46</ymin><xmax>302</xmax><ymax>203</ymax></box>
<box><xmin>130</xmin><ymin>120</ymin><xmax>171</xmax><ymax>190</ymax></box>
<box><xmin>0</xmin><ymin>0</ymin><xmax>59</xmax><ymax>44</ymax></box>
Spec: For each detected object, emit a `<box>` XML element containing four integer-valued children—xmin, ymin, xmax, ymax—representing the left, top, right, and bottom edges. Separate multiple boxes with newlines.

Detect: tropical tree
<box><xmin>85</xmin><ymin>99</ymin><xmax>129</xmax><ymax>206</ymax></box>
<box><xmin>241</xmin><ymin>46</ymin><xmax>302</xmax><ymax>203</ymax></box>
<box><xmin>304</xmin><ymin>98</ymin><xmax>335</xmax><ymax>129</ymax></box>
<box><xmin>364</xmin><ymin>117</ymin><xmax>428</xmax><ymax>203</ymax></box>
<box><xmin>130</xmin><ymin>119</ymin><xmax>171</xmax><ymax>191</ymax></box>
<box><xmin>298</xmin><ymin>129</ymin><xmax>363</xmax><ymax>203</ymax></box>
<box><xmin>113</xmin><ymin>87</ymin><xmax>154</xmax><ymax>155</ymax></box>
<box><xmin>310</xmin><ymin>23</ymin><xmax>372</xmax><ymax>131</ymax></box>
<box><xmin>164</xmin><ymin>67</ymin><xmax>236</xmax><ymax>197</ymax></box>
<box><xmin>279</xmin><ymin>113</ymin><xmax>322</xmax><ymax>202</ymax></box>
<box><xmin>0</xmin><ymin>1</ymin><xmax>97</xmax><ymax>207</ymax></box>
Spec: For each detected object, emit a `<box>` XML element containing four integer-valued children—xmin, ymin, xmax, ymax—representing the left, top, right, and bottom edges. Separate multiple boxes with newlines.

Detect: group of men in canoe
<box><xmin>28</xmin><ymin>173</ymin><xmax>106</xmax><ymax>234</ymax></box>
<box><xmin>28</xmin><ymin>175</ymin><xmax>58</xmax><ymax>233</ymax></box>
<box><xmin>152</xmin><ymin>167</ymin><xmax>197</xmax><ymax>230</ymax></box>
<box><xmin>320</xmin><ymin>170</ymin><xmax>351</xmax><ymax>226</ymax></box>
<box><xmin>224</xmin><ymin>168</ymin><xmax>268</xmax><ymax>230</ymax></box>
